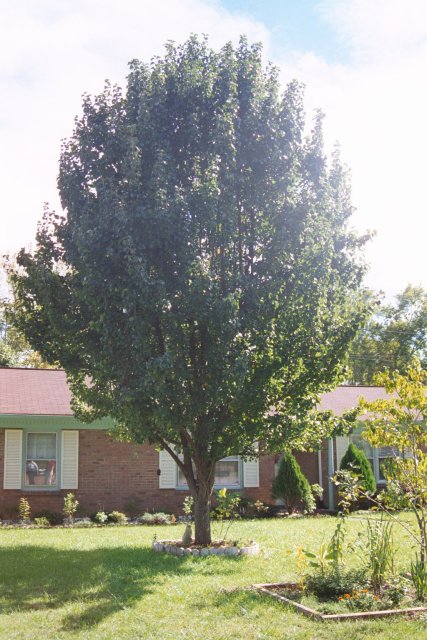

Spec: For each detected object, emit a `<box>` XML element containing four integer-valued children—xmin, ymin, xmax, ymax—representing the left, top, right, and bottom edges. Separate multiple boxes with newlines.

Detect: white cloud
<box><xmin>0</xmin><ymin>0</ymin><xmax>269</xmax><ymax>257</ymax></box>
<box><xmin>1</xmin><ymin>0</ymin><xmax>426</xmax><ymax>298</ymax></box>
<box><xmin>277</xmin><ymin>0</ymin><xmax>427</xmax><ymax>296</ymax></box>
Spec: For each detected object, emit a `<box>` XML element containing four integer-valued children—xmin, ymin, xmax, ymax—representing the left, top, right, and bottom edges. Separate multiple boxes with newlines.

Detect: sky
<box><xmin>1</xmin><ymin>0</ymin><xmax>427</xmax><ymax>299</ymax></box>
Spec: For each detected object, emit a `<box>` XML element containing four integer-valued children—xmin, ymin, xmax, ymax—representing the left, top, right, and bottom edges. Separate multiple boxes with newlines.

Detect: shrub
<box><xmin>272</xmin><ymin>451</ymin><xmax>313</xmax><ymax>514</ymax></box>
<box><xmin>137</xmin><ymin>512</ymin><xmax>174</xmax><ymax>525</ymax></box>
<box><xmin>340</xmin><ymin>443</ymin><xmax>376</xmax><ymax>495</ymax></box>
<box><xmin>33</xmin><ymin>517</ymin><xmax>50</xmax><ymax>528</ymax></box>
<box><xmin>305</xmin><ymin>567</ymin><xmax>367</xmax><ymax>599</ymax></box>
<box><xmin>18</xmin><ymin>497</ymin><xmax>31</xmax><ymax>523</ymax></box>
<box><xmin>33</xmin><ymin>510</ymin><xmax>63</xmax><ymax>526</ymax></box>
<box><xmin>108</xmin><ymin>511</ymin><xmax>127</xmax><ymax>524</ymax></box>
<box><xmin>94</xmin><ymin>511</ymin><xmax>108</xmax><ymax>524</ymax></box>
<box><xmin>63</xmin><ymin>493</ymin><xmax>79</xmax><ymax>524</ymax></box>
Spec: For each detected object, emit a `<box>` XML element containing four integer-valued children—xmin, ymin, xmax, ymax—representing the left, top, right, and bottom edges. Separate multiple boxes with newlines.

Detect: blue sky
<box><xmin>1</xmin><ymin>0</ymin><xmax>427</xmax><ymax>299</ymax></box>
<box><xmin>221</xmin><ymin>0</ymin><xmax>349</xmax><ymax>63</ymax></box>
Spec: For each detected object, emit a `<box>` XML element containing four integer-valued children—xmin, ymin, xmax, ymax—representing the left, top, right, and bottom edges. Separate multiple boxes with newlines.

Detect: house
<box><xmin>0</xmin><ymin>368</ymin><xmax>390</xmax><ymax>517</ymax></box>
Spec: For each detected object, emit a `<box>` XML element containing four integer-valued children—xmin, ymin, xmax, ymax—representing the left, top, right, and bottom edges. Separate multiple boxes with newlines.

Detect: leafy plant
<box><xmin>94</xmin><ymin>511</ymin><xmax>108</xmax><ymax>524</ymax></box>
<box><xmin>305</xmin><ymin>568</ymin><xmax>367</xmax><ymax>599</ymax></box>
<box><xmin>108</xmin><ymin>511</ymin><xmax>127</xmax><ymax>524</ymax></box>
<box><xmin>410</xmin><ymin>556</ymin><xmax>427</xmax><ymax>602</ymax></box>
<box><xmin>364</xmin><ymin>516</ymin><xmax>395</xmax><ymax>593</ymax></box>
<box><xmin>212</xmin><ymin>488</ymin><xmax>241</xmax><ymax>542</ymax></box>
<box><xmin>138</xmin><ymin>512</ymin><xmax>174</xmax><ymax>525</ymax></box>
<box><xmin>18</xmin><ymin>497</ymin><xmax>31</xmax><ymax>523</ymax></box>
<box><xmin>183</xmin><ymin>496</ymin><xmax>194</xmax><ymax>518</ymax></box>
<box><xmin>33</xmin><ymin>517</ymin><xmax>50</xmax><ymax>528</ymax></box>
<box><xmin>63</xmin><ymin>493</ymin><xmax>79</xmax><ymax>524</ymax></box>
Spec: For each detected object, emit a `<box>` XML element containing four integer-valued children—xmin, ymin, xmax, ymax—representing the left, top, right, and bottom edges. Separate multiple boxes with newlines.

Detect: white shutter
<box><xmin>159</xmin><ymin>449</ymin><xmax>176</xmax><ymax>488</ymax></box>
<box><xmin>61</xmin><ymin>430</ymin><xmax>79</xmax><ymax>489</ymax></box>
<box><xmin>335</xmin><ymin>435</ymin><xmax>350</xmax><ymax>470</ymax></box>
<box><xmin>4</xmin><ymin>429</ymin><xmax>22</xmax><ymax>489</ymax></box>
<box><xmin>243</xmin><ymin>457</ymin><xmax>259</xmax><ymax>488</ymax></box>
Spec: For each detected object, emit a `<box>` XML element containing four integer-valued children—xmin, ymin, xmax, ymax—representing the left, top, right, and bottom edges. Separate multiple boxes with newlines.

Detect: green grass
<box><xmin>1</xmin><ymin>515</ymin><xmax>427</xmax><ymax>639</ymax></box>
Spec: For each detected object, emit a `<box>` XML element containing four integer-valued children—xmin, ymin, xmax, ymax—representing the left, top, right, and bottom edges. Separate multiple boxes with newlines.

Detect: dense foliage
<box><xmin>9</xmin><ymin>37</ymin><xmax>370</xmax><ymax>543</ymax></box>
<box><xmin>348</xmin><ymin>285</ymin><xmax>427</xmax><ymax>384</ymax></box>
<box><xmin>272</xmin><ymin>451</ymin><xmax>312</xmax><ymax>513</ymax></box>
<box><xmin>339</xmin><ymin>442</ymin><xmax>376</xmax><ymax>494</ymax></box>
<box><xmin>359</xmin><ymin>361</ymin><xmax>427</xmax><ymax>566</ymax></box>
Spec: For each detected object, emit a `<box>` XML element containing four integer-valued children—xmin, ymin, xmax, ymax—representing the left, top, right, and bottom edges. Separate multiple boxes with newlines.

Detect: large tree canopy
<box><xmin>10</xmin><ymin>37</ymin><xmax>370</xmax><ymax>543</ymax></box>
<box><xmin>348</xmin><ymin>285</ymin><xmax>427</xmax><ymax>384</ymax></box>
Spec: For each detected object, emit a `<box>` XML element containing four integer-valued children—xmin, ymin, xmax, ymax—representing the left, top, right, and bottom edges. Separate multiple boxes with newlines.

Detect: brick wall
<box><xmin>0</xmin><ymin>429</ymin><xmax>279</xmax><ymax>517</ymax></box>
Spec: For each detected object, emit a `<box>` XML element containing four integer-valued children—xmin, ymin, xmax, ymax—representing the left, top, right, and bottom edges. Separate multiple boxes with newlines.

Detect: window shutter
<box><xmin>243</xmin><ymin>457</ymin><xmax>259</xmax><ymax>488</ymax></box>
<box><xmin>159</xmin><ymin>449</ymin><xmax>176</xmax><ymax>488</ymax></box>
<box><xmin>61</xmin><ymin>430</ymin><xmax>79</xmax><ymax>489</ymax></box>
<box><xmin>335</xmin><ymin>435</ymin><xmax>350</xmax><ymax>470</ymax></box>
<box><xmin>4</xmin><ymin>429</ymin><xmax>22</xmax><ymax>489</ymax></box>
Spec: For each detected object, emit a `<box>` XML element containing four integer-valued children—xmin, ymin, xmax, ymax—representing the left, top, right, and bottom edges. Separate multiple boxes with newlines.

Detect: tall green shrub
<box><xmin>272</xmin><ymin>451</ymin><xmax>313</xmax><ymax>513</ymax></box>
<box><xmin>340</xmin><ymin>443</ymin><xmax>376</xmax><ymax>494</ymax></box>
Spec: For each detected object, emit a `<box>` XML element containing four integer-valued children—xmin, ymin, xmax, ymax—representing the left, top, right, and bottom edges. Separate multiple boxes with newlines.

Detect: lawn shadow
<box><xmin>0</xmin><ymin>543</ymin><xmax>199</xmax><ymax>631</ymax></box>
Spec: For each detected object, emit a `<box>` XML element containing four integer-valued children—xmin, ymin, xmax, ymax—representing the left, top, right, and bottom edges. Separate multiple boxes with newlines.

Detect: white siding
<box><xmin>61</xmin><ymin>430</ymin><xmax>79</xmax><ymax>489</ymax></box>
<box><xmin>4</xmin><ymin>429</ymin><xmax>22</xmax><ymax>489</ymax></box>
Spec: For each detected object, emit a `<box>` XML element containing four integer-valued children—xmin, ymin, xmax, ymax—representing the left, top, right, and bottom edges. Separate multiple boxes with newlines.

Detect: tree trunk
<box><xmin>193</xmin><ymin>484</ymin><xmax>212</xmax><ymax>546</ymax></box>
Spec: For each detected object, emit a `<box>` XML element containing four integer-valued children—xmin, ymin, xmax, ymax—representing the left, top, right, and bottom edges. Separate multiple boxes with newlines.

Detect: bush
<box><xmin>33</xmin><ymin>510</ymin><xmax>63</xmax><ymax>526</ymax></box>
<box><xmin>305</xmin><ymin>567</ymin><xmax>367</xmax><ymax>599</ymax></box>
<box><xmin>340</xmin><ymin>443</ymin><xmax>376</xmax><ymax>495</ymax></box>
<box><xmin>33</xmin><ymin>517</ymin><xmax>50</xmax><ymax>528</ymax></box>
<box><xmin>137</xmin><ymin>512</ymin><xmax>175</xmax><ymax>525</ymax></box>
<box><xmin>108</xmin><ymin>511</ymin><xmax>128</xmax><ymax>524</ymax></box>
<box><xmin>272</xmin><ymin>451</ymin><xmax>313</xmax><ymax>514</ymax></box>
<box><xmin>94</xmin><ymin>511</ymin><xmax>108</xmax><ymax>524</ymax></box>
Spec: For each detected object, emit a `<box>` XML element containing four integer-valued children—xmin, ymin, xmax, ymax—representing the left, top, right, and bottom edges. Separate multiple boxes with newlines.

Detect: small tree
<box><xmin>359</xmin><ymin>361</ymin><xmax>427</xmax><ymax>564</ymax></box>
<box><xmin>340</xmin><ymin>442</ymin><xmax>376</xmax><ymax>494</ymax></box>
<box><xmin>272</xmin><ymin>451</ymin><xmax>313</xmax><ymax>514</ymax></box>
<box><xmin>63</xmin><ymin>492</ymin><xmax>79</xmax><ymax>525</ymax></box>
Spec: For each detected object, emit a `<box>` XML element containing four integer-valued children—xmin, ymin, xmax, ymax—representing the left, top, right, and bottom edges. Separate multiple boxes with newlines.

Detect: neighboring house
<box><xmin>0</xmin><ymin>368</ymin><xmax>391</xmax><ymax>517</ymax></box>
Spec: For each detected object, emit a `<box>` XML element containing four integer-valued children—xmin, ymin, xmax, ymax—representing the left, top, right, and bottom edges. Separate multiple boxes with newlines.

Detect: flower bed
<box><xmin>153</xmin><ymin>540</ymin><xmax>260</xmax><ymax>557</ymax></box>
<box><xmin>253</xmin><ymin>582</ymin><xmax>427</xmax><ymax>621</ymax></box>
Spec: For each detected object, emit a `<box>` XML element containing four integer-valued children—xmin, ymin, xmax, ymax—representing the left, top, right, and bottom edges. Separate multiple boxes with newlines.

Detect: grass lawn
<box><xmin>1</xmin><ymin>515</ymin><xmax>427</xmax><ymax>639</ymax></box>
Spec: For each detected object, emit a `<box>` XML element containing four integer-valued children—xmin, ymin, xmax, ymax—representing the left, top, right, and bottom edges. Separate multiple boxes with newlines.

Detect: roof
<box><xmin>0</xmin><ymin>368</ymin><xmax>73</xmax><ymax>415</ymax></box>
<box><xmin>320</xmin><ymin>385</ymin><xmax>391</xmax><ymax>416</ymax></box>
<box><xmin>0</xmin><ymin>368</ymin><xmax>391</xmax><ymax>417</ymax></box>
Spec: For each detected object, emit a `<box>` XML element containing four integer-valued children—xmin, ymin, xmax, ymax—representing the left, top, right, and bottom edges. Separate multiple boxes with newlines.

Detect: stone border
<box><xmin>153</xmin><ymin>540</ymin><xmax>260</xmax><ymax>557</ymax></box>
<box><xmin>253</xmin><ymin>582</ymin><xmax>427</xmax><ymax>621</ymax></box>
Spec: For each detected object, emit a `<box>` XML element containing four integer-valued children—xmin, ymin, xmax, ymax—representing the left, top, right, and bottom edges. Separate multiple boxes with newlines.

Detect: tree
<box><xmin>348</xmin><ymin>285</ymin><xmax>427</xmax><ymax>384</ymax></box>
<box><xmin>9</xmin><ymin>37</ymin><xmax>370</xmax><ymax>545</ymax></box>
<box><xmin>272</xmin><ymin>451</ymin><xmax>312</xmax><ymax>513</ymax></box>
<box><xmin>359</xmin><ymin>361</ymin><xmax>427</xmax><ymax>563</ymax></box>
<box><xmin>339</xmin><ymin>442</ymin><xmax>376</xmax><ymax>494</ymax></box>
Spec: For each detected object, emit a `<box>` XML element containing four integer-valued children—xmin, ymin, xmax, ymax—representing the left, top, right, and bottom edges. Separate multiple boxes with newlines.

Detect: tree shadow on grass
<box><xmin>0</xmin><ymin>543</ymin><xmax>215</xmax><ymax>631</ymax></box>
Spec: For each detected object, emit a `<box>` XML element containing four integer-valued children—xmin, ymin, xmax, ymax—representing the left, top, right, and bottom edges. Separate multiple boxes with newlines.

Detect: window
<box><xmin>3</xmin><ymin>429</ymin><xmax>79</xmax><ymax>491</ymax></box>
<box><xmin>350</xmin><ymin>428</ymin><xmax>399</xmax><ymax>484</ymax></box>
<box><xmin>177</xmin><ymin>455</ymin><xmax>241</xmax><ymax>488</ymax></box>
<box><xmin>25</xmin><ymin>432</ymin><xmax>57</xmax><ymax>487</ymax></box>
